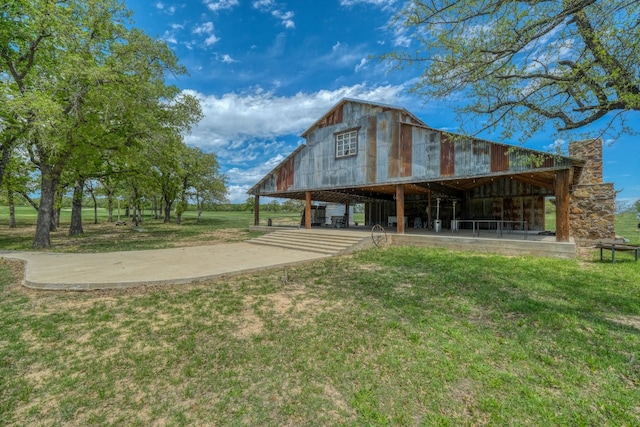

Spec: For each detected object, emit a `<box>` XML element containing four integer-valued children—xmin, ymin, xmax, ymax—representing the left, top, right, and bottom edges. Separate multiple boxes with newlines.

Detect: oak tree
<box><xmin>384</xmin><ymin>0</ymin><xmax>640</xmax><ymax>139</ymax></box>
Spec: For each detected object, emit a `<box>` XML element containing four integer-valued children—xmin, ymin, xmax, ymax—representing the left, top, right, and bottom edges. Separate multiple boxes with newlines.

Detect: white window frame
<box><xmin>335</xmin><ymin>129</ymin><xmax>358</xmax><ymax>158</ymax></box>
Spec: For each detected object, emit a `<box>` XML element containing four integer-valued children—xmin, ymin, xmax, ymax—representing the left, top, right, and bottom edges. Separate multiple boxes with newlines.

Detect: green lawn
<box><xmin>1</xmin><ymin>245</ymin><xmax>639</xmax><ymax>426</ymax></box>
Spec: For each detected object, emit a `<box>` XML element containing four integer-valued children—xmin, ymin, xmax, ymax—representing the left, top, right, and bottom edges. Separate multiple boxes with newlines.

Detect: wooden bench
<box><xmin>595</xmin><ymin>242</ymin><xmax>640</xmax><ymax>263</ymax></box>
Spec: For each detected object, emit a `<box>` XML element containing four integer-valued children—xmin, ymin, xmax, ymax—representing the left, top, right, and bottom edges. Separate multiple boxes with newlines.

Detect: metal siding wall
<box><xmin>411</xmin><ymin>127</ymin><xmax>427</xmax><ymax>178</ymax></box>
<box><xmin>455</xmin><ymin>139</ymin><xmax>490</xmax><ymax>176</ymax></box>
<box><xmin>366</xmin><ymin>116</ymin><xmax>377</xmax><ymax>184</ymax></box>
<box><xmin>440</xmin><ymin>134</ymin><xmax>455</xmax><ymax>176</ymax></box>
<box><xmin>426</xmin><ymin>131</ymin><xmax>440</xmax><ymax>178</ymax></box>
<box><xmin>491</xmin><ymin>144</ymin><xmax>510</xmax><ymax>172</ymax></box>
<box><xmin>399</xmin><ymin>123</ymin><xmax>412</xmax><ymax>177</ymax></box>
<box><xmin>377</xmin><ymin>113</ymin><xmax>392</xmax><ymax>183</ymax></box>
<box><xmin>388</xmin><ymin>119</ymin><xmax>400</xmax><ymax>178</ymax></box>
<box><xmin>508</xmin><ymin>149</ymin><xmax>529</xmax><ymax>172</ymax></box>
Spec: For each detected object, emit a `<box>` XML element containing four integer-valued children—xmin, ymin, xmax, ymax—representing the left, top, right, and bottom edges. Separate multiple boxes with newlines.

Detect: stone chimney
<box><xmin>568</xmin><ymin>139</ymin><xmax>615</xmax><ymax>243</ymax></box>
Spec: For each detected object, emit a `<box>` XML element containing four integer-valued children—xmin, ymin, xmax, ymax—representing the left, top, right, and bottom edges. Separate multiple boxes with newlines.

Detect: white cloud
<box><xmin>204</xmin><ymin>0</ymin><xmax>239</xmax><ymax>12</ymax></box>
<box><xmin>155</xmin><ymin>2</ymin><xmax>177</xmax><ymax>15</ymax></box>
<box><xmin>355</xmin><ymin>57</ymin><xmax>368</xmax><ymax>72</ymax></box>
<box><xmin>184</xmin><ymin>83</ymin><xmax>407</xmax><ymax>149</ymax></box>
<box><xmin>252</xmin><ymin>1</ymin><xmax>295</xmax><ymax>29</ymax></box>
<box><xmin>317</xmin><ymin>41</ymin><xmax>365</xmax><ymax>69</ymax></box>
<box><xmin>182</xmin><ymin>84</ymin><xmax>409</xmax><ymax>202</ymax></box>
<box><xmin>193</xmin><ymin>22</ymin><xmax>220</xmax><ymax>46</ymax></box>
<box><xmin>221</xmin><ymin>54</ymin><xmax>238</xmax><ymax>63</ymax></box>
<box><xmin>205</xmin><ymin>35</ymin><xmax>220</xmax><ymax>46</ymax></box>
<box><xmin>272</xmin><ymin>10</ymin><xmax>295</xmax><ymax>29</ymax></box>
<box><xmin>161</xmin><ymin>30</ymin><xmax>178</xmax><ymax>44</ymax></box>
<box><xmin>339</xmin><ymin>0</ymin><xmax>397</xmax><ymax>10</ymax></box>
<box><xmin>544</xmin><ymin>139</ymin><xmax>566</xmax><ymax>153</ymax></box>
<box><xmin>252</xmin><ymin>0</ymin><xmax>274</xmax><ymax>9</ymax></box>
<box><xmin>193</xmin><ymin>22</ymin><xmax>214</xmax><ymax>35</ymax></box>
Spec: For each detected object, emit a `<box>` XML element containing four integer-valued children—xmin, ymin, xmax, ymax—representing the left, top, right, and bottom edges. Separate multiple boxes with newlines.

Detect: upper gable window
<box><xmin>335</xmin><ymin>129</ymin><xmax>358</xmax><ymax>158</ymax></box>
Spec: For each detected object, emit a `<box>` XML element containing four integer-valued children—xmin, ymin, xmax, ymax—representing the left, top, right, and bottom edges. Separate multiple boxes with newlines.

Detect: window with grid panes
<box><xmin>335</xmin><ymin>129</ymin><xmax>358</xmax><ymax>158</ymax></box>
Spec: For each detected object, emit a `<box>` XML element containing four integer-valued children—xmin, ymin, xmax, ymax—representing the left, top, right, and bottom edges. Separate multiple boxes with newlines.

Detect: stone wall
<box><xmin>569</xmin><ymin>139</ymin><xmax>603</xmax><ymax>185</ymax></box>
<box><xmin>568</xmin><ymin>139</ymin><xmax>616</xmax><ymax>243</ymax></box>
<box><xmin>570</xmin><ymin>183</ymin><xmax>616</xmax><ymax>242</ymax></box>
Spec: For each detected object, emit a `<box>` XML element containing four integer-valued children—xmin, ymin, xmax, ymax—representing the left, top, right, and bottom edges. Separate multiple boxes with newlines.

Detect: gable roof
<box><xmin>300</xmin><ymin>98</ymin><xmax>428</xmax><ymax>137</ymax></box>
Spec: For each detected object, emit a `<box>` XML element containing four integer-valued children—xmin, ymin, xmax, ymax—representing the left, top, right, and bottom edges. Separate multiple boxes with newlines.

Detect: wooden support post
<box><xmin>427</xmin><ymin>191</ymin><xmax>432</xmax><ymax>230</ymax></box>
<box><xmin>555</xmin><ymin>169</ymin><xmax>572</xmax><ymax>242</ymax></box>
<box><xmin>345</xmin><ymin>201</ymin><xmax>350</xmax><ymax>228</ymax></box>
<box><xmin>254</xmin><ymin>195</ymin><xmax>260</xmax><ymax>226</ymax></box>
<box><xmin>305</xmin><ymin>192</ymin><xmax>312</xmax><ymax>230</ymax></box>
<box><xmin>396</xmin><ymin>184</ymin><xmax>405</xmax><ymax>234</ymax></box>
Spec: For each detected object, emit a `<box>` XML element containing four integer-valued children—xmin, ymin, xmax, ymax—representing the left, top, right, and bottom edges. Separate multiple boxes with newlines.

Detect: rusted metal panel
<box><xmin>440</xmin><ymin>134</ymin><xmax>455</xmax><ymax>176</ymax></box>
<box><xmin>492</xmin><ymin>199</ymin><xmax>503</xmax><ymax>220</ymax></box>
<box><xmin>316</xmin><ymin>104</ymin><xmax>343</xmax><ymax>130</ymax></box>
<box><xmin>277</xmin><ymin>156</ymin><xmax>295</xmax><ymax>191</ymax></box>
<box><xmin>399</xmin><ymin>123</ymin><xmax>412</xmax><ymax>177</ymax></box>
<box><xmin>491</xmin><ymin>144</ymin><xmax>510</xmax><ymax>172</ymax></box>
<box><xmin>388</xmin><ymin>119</ymin><xmax>400</xmax><ymax>178</ymax></box>
<box><xmin>455</xmin><ymin>138</ymin><xmax>490</xmax><ymax>176</ymax></box>
<box><xmin>503</xmin><ymin>197</ymin><xmax>519</xmax><ymax>222</ymax></box>
<box><xmin>367</xmin><ymin>116</ymin><xmax>377</xmax><ymax>184</ymax></box>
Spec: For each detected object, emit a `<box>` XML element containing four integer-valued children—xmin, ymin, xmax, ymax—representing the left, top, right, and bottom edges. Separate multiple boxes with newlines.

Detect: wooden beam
<box><xmin>254</xmin><ymin>195</ymin><xmax>260</xmax><ymax>226</ymax></box>
<box><xmin>555</xmin><ymin>169</ymin><xmax>572</xmax><ymax>242</ymax></box>
<box><xmin>305</xmin><ymin>191</ymin><xmax>312</xmax><ymax>230</ymax></box>
<box><xmin>396</xmin><ymin>184</ymin><xmax>405</xmax><ymax>234</ymax></box>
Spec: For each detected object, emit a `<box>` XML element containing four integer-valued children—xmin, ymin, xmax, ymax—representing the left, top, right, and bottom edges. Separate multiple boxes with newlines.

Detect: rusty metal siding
<box><xmin>376</xmin><ymin>112</ymin><xmax>392</xmax><ymax>182</ymax></box>
<box><xmin>471</xmin><ymin>177</ymin><xmax>554</xmax><ymax>199</ymax></box>
<box><xmin>399</xmin><ymin>123</ymin><xmax>412</xmax><ymax>177</ymax></box>
<box><xmin>538</xmin><ymin>154</ymin><xmax>555</xmax><ymax>168</ymax></box>
<box><xmin>388</xmin><ymin>119</ymin><xmax>400</xmax><ymax>178</ymax></box>
<box><xmin>367</xmin><ymin>116</ymin><xmax>377</xmax><ymax>184</ymax></box>
<box><xmin>491</xmin><ymin>144</ymin><xmax>510</xmax><ymax>172</ymax></box>
<box><xmin>292</xmin><ymin>102</ymin><xmax>401</xmax><ymax>190</ymax></box>
<box><xmin>276</xmin><ymin>156</ymin><xmax>295</xmax><ymax>191</ymax></box>
<box><xmin>503</xmin><ymin>197</ymin><xmax>522</xmax><ymax>222</ymax></box>
<box><xmin>455</xmin><ymin>139</ymin><xmax>490</xmax><ymax>176</ymax></box>
<box><xmin>440</xmin><ymin>134</ymin><xmax>455</xmax><ymax>176</ymax></box>
<box><xmin>251</xmin><ymin>99</ymin><xmax>578</xmax><ymax>198</ymax></box>
<box><xmin>316</xmin><ymin>104</ymin><xmax>343</xmax><ymax>130</ymax></box>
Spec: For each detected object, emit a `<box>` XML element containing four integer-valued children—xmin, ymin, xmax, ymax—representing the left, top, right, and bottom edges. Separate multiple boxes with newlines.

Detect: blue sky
<box><xmin>124</xmin><ymin>0</ymin><xmax>639</xmax><ymax>207</ymax></box>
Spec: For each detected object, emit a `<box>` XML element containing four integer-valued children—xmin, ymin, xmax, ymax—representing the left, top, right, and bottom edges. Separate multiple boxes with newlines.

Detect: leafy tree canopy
<box><xmin>383</xmin><ymin>0</ymin><xmax>640</xmax><ymax>140</ymax></box>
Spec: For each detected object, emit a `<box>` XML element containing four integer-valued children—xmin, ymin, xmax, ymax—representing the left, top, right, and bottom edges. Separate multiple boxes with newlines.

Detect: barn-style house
<box><xmin>248</xmin><ymin>99</ymin><xmax>615</xmax><ymax>244</ymax></box>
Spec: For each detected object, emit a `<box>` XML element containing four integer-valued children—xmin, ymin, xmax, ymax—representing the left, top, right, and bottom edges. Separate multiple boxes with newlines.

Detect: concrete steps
<box><xmin>248</xmin><ymin>229</ymin><xmax>368</xmax><ymax>255</ymax></box>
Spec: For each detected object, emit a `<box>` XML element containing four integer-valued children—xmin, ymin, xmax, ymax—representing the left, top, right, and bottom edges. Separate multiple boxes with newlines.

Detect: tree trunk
<box><xmin>107</xmin><ymin>194</ymin><xmax>113</xmax><ymax>222</ymax></box>
<box><xmin>52</xmin><ymin>188</ymin><xmax>63</xmax><ymax>231</ymax></box>
<box><xmin>17</xmin><ymin>190</ymin><xmax>39</xmax><ymax>211</ymax></box>
<box><xmin>33</xmin><ymin>166</ymin><xmax>59</xmax><ymax>249</ymax></box>
<box><xmin>132</xmin><ymin>187</ymin><xmax>141</xmax><ymax>226</ymax></box>
<box><xmin>88</xmin><ymin>186</ymin><xmax>98</xmax><ymax>224</ymax></box>
<box><xmin>8</xmin><ymin>189</ymin><xmax>16</xmax><ymax>228</ymax></box>
<box><xmin>69</xmin><ymin>179</ymin><xmax>84</xmax><ymax>235</ymax></box>
<box><xmin>0</xmin><ymin>142</ymin><xmax>14</xmax><ymax>189</ymax></box>
<box><xmin>163</xmin><ymin>196</ymin><xmax>172</xmax><ymax>223</ymax></box>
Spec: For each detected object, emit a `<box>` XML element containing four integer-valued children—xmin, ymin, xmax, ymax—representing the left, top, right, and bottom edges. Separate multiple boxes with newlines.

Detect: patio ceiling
<box><xmin>257</xmin><ymin>165</ymin><xmax>583</xmax><ymax>205</ymax></box>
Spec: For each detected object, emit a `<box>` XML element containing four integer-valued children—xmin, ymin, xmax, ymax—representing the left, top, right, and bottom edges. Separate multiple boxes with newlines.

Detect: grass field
<box><xmin>1</xmin><ymin>246</ymin><xmax>639</xmax><ymax>425</ymax></box>
<box><xmin>0</xmin><ymin>207</ymin><xmax>639</xmax><ymax>425</ymax></box>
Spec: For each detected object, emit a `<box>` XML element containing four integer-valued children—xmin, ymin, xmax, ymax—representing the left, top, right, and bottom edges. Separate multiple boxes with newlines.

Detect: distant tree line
<box><xmin>1</xmin><ymin>0</ymin><xmax>227</xmax><ymax>249</ymax></box>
